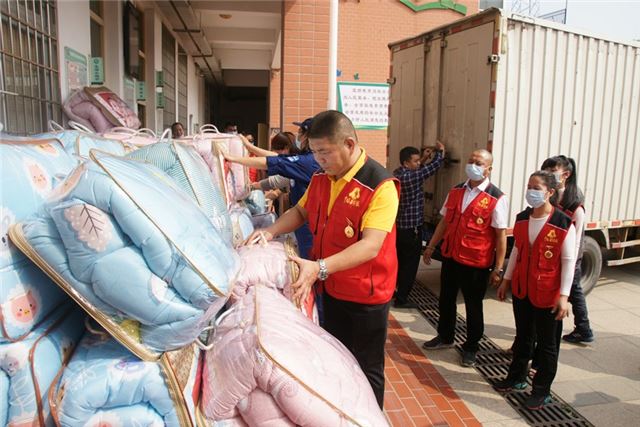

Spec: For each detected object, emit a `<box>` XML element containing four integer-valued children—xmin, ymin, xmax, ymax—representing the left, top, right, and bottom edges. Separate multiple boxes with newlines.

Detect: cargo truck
<box><xmin>387</xmin><ymin>8</ymin><xmax>640</xmax><ymax>294</ymax></box>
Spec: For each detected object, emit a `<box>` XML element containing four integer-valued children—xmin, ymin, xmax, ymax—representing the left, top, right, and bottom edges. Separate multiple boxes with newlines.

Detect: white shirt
<box><xmin>440</xmin><ymin>178</ymin><xmax>510</xmax><ymax>229</ymax></box>
<box><xmin>572</xmin><ymin>206</ymin><xmax>585</xmax><ymax>258</ymax></box>
<box><xmin>504</xmin><ymin>213</ymin><xmax>577</xmax><ymax>296</ymax></box>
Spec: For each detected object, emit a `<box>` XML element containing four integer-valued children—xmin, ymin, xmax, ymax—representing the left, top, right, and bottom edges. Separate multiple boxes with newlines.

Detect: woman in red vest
<box><xmin>496</xmin><ymin>170</ymin><xmax>577</xmax><ymax>410</ymax></box>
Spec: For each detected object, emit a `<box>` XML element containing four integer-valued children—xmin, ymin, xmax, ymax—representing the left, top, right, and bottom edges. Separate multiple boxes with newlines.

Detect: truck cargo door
<box><xmin>434</xmin><ymin>22</ymin><xmax>495</xmax><ymax>214</ymax></box>
<box><xmin>388</xmin><ymin>43</ymin><xmax>424</xmax><ymax>172</ymax></box>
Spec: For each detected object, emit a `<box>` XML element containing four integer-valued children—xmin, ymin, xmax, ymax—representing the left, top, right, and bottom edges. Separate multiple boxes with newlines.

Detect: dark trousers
<box><xmin>568</xmin><ymin>263</ymin><xmax>592</xmax><ymax>334</ymax></box>
<box><xmin>323</xmin><ymin>292</ymin><xmax>391</xmax><ymax>409</ymax></box>
<box><xmin>438</xmin><ymin>257</ymin><xmax>490</xmax><ymax>352</ymax></box>
<box><xmin>508</xmin><ymin>296</ymin><xmax>562</xmax><ymax>396</ymax></box>
<box><xmin>395</xmin><ymin>226</ymin><xmax>423</xmax><ymax>304</ymax></box>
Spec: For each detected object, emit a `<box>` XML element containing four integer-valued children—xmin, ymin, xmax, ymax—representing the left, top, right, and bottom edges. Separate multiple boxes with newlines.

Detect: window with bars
<box><xmin>162</xmin><ymin>24</ymin><xmax>175</xmax><ymax>130</ymax></box>
<box><xmin>1</xmin><ymin>0</ymin><xmax>62</xmax><ymax>134</ymax></box>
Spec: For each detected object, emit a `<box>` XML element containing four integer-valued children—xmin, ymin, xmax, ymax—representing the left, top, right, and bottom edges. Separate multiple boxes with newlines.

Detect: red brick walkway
<box><xmin>384</xmin><ymin>315</ymin><xmax>480</xmax><ymax>427</ymax></box>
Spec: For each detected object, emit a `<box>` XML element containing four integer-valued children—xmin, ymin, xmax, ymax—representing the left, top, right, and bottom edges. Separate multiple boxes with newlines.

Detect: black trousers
<box><xmin>508</xmin><ymin>296</ymin><xmax>562</xmax><ymax>396</ymax></box>
<box><xmin>395</xmin><ymin>226</ymin><xmax>423</xmax><ymax>304</ymax></box>
<box><xmin>568</xmin><ymin>262</ymin><xmax>592</xmax><ymax>334</ymax></box>
<box><xmin>323</xmin><ymin>292</ymin><xmax>391</xmax><ymax>409</ymax></box>
<box><xmin>438</xmin><ymin>257</ymin><xmax>490</xmax><ymax>352</ymax></box>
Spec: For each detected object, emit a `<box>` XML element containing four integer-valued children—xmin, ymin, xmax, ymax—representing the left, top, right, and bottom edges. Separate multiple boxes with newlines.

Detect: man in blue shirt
<box><xmin>222</xmin><ymin>118</ymin><xmax>319</xmax><ymax>258</ymax></box>
<box><xmin>393</xmin><ymin>141</ymin><xmax>445</xmax><ymax>308</ymax></box>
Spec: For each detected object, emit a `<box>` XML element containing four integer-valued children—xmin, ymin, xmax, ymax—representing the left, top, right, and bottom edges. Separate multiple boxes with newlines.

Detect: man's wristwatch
<box><xmin>317</xmin><ymin>259</ymin><xmax>329</xmax><ymax>281</ymax></box>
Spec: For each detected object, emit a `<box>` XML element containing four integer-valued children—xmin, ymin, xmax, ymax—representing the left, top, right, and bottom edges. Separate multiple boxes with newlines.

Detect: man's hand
<box><xmin>423</xmin><ymin>246</ymin><xmax>435</xmax><ymax>264</ymax></box>
<box><xmin>435</xmin><ymin>140</ymin><xmax>445</xmax><ymax>153</ymax></box>
<box><xmin>289</xmin><ymin>255</ymin><xmax>319</xmax><ymax>307</ymax></box>
<box><xmin>497</xmin><ymin>279</ymin><xmax>511</xmax><ymax>301</ymax></box>
<box><xmin>551</xmin><ymin>295</ymin><xmax>570</xmax><ymax>320</ymax></box>
<box><xmin>243</xmin><ymin>229</ymin><xmax>274</xmax><ymax>246</ymax></box>
<box><xmin>489</xmin><ymin>270</ymin><xmax>503</xmax><ymax>287</ymax></box>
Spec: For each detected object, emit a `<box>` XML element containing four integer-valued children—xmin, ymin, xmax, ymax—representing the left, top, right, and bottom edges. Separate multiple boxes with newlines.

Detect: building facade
<box><xmin>1</xmin><ymin>0</ymin><xmax>478</xmax><ymax>164</ymax></box>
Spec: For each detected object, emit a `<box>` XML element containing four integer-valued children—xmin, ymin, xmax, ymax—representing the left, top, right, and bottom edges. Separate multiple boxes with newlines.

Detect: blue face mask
<box><xmin>465</xmin><ymin>163</ymin><xmax>485</xmax><ymax>181</ymax></box>
<box><xmin>526</xmin><ymin>189</ymin><xmax>547</xmax><ymax>208</ymax></box>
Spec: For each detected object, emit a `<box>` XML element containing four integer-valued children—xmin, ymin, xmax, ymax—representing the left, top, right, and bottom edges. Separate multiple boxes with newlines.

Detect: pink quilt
<box><xmin>201</xmin><ymin>286</ymin><xmax>388</xmax><ymax>427</ymax></box>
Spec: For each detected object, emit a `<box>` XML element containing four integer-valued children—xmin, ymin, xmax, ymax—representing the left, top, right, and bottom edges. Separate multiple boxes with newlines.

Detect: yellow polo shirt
<box><xmin>297</xmin><ymin>149</ymin><xmax>399</xmax><ymax>232</ymax></box>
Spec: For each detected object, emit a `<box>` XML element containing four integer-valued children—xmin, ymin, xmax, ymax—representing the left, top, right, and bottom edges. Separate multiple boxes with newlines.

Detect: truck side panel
<box><xmin>388</xmin><ymin>43</ymin><xmax>424</xmax><ymax>172</ymax></box>
<box><xmin>492</xmin><ymin>18</ymin><xmax>640</xmax><ymax>225</ymax></box>
<box><xmin>433</xmin><ymin>22</ymin><xmax>495</xmax><ymax>211</ymax></box>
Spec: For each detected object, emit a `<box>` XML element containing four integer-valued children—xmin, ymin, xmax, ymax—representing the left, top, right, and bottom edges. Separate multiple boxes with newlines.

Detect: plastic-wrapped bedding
<box><xmin>0</xmin><ymin>304</ymin><xmax>85</xmax><ymax>427</ymax></box>
<box><xmin>63</xmin><ymin>87</ymin><xmax>141</xmax><ymax>133</ymax></box>
<box><xmin>1</xmin><ymin>139</ymin><xmax>76</xmax><ymax>344</ymax></box>
<box><xmin>127</xmin><ymin>141</ymin><xmax>233</xmax><ymax>245</ymax></box>
<box><xmin>249</xmin><ymin>212</ymin><xmax>277</xmax><ymax>230</ymax></box>
<box><xmin>201</xmin><ymin>286</ymin><xmax>388</xmax><ymax>427</ymax></box>
<box><xmin>101</xmin><ymin>127</ymin><xmax>158</xmax><ymax>148</ymax></box>
<box><xmin>50</xmin><ymin>331</ymin><xmax>202</xmax><ymax>427</ymax></box>
<box><xmin>9</xmin><ymin>152</ymin><xmax>238</xmax><ymax>360</ymax></box>
<box><xmin>244</xmin><ymin>190</ymin><xmax>266</xmax><ymax>215</ymax></box>
<box><xmin>232</xmin><ymin>238</ymin><xmax>317</xmax><ymax>323</ymax></box>
<box><xmin>182</xmin><ymin>131</ymin><xmax>250</xmax><ymax>205</ymax></box>
<box><xmin>229</xmin><ymin>206</ymin><xmax>255</xmax><ymax>248</ymax></box>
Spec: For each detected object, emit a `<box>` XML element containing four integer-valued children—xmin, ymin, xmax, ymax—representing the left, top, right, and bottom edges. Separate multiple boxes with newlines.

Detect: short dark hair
<box><xmin>171</xmin><ymin>122</ymin><xmax>184</xmax><ymax>137</ymax></box>
<box><xmin>224</xmin><ymin>122</ymin><xmax>237</xmax><ymax>129</ymax></box>
<box><xmin>399</xmin><ymin>146</ymin><xmax>420</xmax><ymax>164</ymax></box>
<box><xmin>307</xmin><ymin>110</ymin><xmax>357</xmax><ymax>144</ymax></box>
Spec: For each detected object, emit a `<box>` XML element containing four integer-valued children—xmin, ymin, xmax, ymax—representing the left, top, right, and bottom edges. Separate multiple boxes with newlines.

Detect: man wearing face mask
<box><xmin>422</xmin><ymin>149</ymin><xmax>509</xmax><ymax>367</ymax></box>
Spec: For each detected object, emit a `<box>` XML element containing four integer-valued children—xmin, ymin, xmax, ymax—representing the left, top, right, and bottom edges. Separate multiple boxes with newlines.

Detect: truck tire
<box><xmin>580</xmin><ymin>236</ymin><xmax>602</xmax><ymax>295</ymax></box>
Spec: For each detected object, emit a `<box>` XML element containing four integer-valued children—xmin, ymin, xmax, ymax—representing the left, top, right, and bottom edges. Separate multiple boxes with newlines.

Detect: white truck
<box><xmin>387</xmin><ymin>8</ymin><xmax>640</xmax><ymax>294</ymax></box>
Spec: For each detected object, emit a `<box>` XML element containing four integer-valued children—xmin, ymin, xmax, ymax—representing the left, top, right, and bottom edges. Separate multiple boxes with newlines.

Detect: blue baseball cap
<box><xmin>292</xmin><ymin>118</ymin><xmax>313</xmax><ymax>132</ymax></box>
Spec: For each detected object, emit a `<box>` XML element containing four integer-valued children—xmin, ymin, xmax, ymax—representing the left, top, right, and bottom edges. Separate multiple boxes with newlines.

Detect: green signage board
<box><xmin>64</xmin><ymin>46</ymin><xmax>88</xmax><ymax>91</ymax></box>
<box><xmin>398</xmin><ymin>0</ymin><xmax>467</xmax><ymax>15</ymax></box>
<box><xmin>136</xmin><ymin>81</ymin><xmax>146</xmax><ymax>101</ymax></box>
<box><xmin>155</xmin><ymin>70</ymin><xmax>164</xmax><ymax>87</ymax></box>
<box><xmin>90</xmin><ymin>57</ymin><xmax>104</xmax><ymax>85</ymax></box>
<box><xmin>156</xmin><ymin>91</ymin><xmax>164</xmax><ymax>109</ymax></box>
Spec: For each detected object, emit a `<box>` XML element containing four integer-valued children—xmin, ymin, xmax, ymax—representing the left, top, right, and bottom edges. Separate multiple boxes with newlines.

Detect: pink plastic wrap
<box><xmin>231</xmin><ymin>239</ymin><xmax>317</xmax><ymax>323</ymax></box>
<box><xmin>201</xmin><ymin>286</ymin><xmax>389</xmax><ymax>427</ymax></box>
<box><xmin>182</xmin><ymin>131</ymin><xmax>250</xmax><ymax>206</ymax></box>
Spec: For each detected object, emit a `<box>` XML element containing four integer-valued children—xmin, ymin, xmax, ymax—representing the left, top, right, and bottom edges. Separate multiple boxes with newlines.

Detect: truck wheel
<box><xmin>580</xmin><ymin>236</ymin><xmax>602</xmax><ymax>295</ymax></box>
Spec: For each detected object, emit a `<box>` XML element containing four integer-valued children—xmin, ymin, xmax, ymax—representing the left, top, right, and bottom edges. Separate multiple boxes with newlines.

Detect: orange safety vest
<box><xmin>441</xmin><ymin>183</ymin><xmax>504</xmax><ymax>269</ymax></box>
<box><xmin>306</xmin><ymin>157</ymin><xmax>399</xmax><ymax>305</ymax></box>
<box><xmin>511</xmin><ymin>207</ymin><xmax>572</xmax><ymax>308</ymax></box>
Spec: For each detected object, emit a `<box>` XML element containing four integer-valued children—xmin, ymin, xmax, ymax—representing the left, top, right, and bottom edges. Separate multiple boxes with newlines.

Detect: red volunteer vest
<box><xmin>441</xmin><ymin>183</ymin><xmax>504</xmax><ymax>269</ymax></box>
<box><xmin>306</xmin><ymin>157</ymin><xmax>399</xmax><ymax>305</ymax></box>
<box><xmin>511</xmin><ymin>207</ymin><xmax>572</xmax><ymax>308</ymax></box>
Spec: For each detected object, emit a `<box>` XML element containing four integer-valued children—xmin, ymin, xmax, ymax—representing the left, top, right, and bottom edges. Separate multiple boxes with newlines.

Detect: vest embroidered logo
<box><xmin>344</xmin><ymin>187</ymin><xmax>361</xmax><ymax>207</ymax></box>
<box><xmin>545</xmin><ymin>229</ymin><xmax>559</xmax><ymax>243</ymax></box>
<box><xmin>478</xmin><ymin>197</ymin><xmax>489</xmax><ymax>209</ymax></box>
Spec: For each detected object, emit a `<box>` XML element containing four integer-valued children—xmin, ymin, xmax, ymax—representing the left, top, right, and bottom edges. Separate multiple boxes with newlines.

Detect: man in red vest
<box><xmin>244</xmin><ymin>110</ymin><xmax>399</xmax><ymax>408</ymax></box>
<box><xmin>422</xmin><ymin>149</ymin><xmax>509</xmax><ymax>367</ymax></box>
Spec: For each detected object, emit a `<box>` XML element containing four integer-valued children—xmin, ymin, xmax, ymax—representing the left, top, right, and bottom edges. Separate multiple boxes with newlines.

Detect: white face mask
<box><xmin>295</xmin><ymin>138</ymin><xmax>302</xmax><ymax>149</ymax></box>
<box><xmin>526</xmin><ymin>189</ymin><xmax>547</xmax><ymax>208</ymax></box>
<box><xmin>465</xmin><ymin>163</ymin><xmax>485</xmax><ymax>181</ymax></box>
<box><xmin>553</xmin><ymin>171</ymin><xmax>564</xmax><ymax>184</ymax></box>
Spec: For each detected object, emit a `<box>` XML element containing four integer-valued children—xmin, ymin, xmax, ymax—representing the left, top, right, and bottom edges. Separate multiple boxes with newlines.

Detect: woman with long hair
<box><xmin>496</xmin><ymin>171</ymin><xmax>577</xmax><ymax>410</ymax></box>
<box><xmin>540</xmin><ymin>155</ymin><xmax>594</xmax><ymax>344</ymax></box>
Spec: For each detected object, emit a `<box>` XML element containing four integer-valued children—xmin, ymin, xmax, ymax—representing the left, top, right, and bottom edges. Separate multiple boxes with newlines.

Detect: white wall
<box><xmin>57</xmin><ymin>1</ymin><xmax>90</xmax><ymax>101</ymax></box>
<box><xmin>187</xmin><ymin>56</ymin><xmax>204</xmax><ymax>133</ymax></box>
